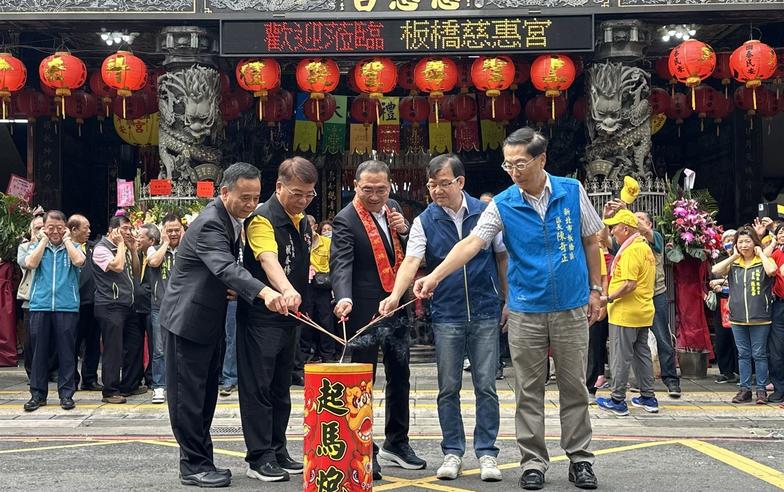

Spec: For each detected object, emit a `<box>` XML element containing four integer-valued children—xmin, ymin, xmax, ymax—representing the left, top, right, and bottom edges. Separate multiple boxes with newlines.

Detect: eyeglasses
<box><xmin>426</xmin><ymin>177</ymin><xmax>460</xmax><ymax>191</ymax></box>
<box><xmin>501</xmin><ymin>155</ymin><xmax>540</xmax><ymax>173</ymax></box>
<box><xmin>283</xmin><ymin>185</ymin><xmax>317</xmax><ymax>200</ymax></box>
<box><xmin>358</xmin><ymin>186</ymin><xmax>390</xmax><ymax>196</ymax></box>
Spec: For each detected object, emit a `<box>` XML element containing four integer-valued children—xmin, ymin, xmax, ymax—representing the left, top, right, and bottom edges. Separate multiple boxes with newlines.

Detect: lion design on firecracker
<box><xmin>303</xmin><ymin>449</ymin><xmax>317</xmax><ymax>487</ymax></box>
<box><xmin>344</xmin><ymin>381</ymin><xmax>373</xmax><ymax>449</ymax></box>
<box><xmin>350</xmin><ymin>450</ymin><xmax>373</xmax><ymax>491</ymax></box>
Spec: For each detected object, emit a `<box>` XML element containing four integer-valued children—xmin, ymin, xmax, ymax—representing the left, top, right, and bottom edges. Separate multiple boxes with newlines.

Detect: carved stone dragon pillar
<box><xmin>584</xmin><ymin>20</ymin><xmax>654</xmax><ymax>180</ymax></box>
<box><xmin>157</xmin><ymin>26</ymin><xmax>223</xmax><ymax>193</ymax></box>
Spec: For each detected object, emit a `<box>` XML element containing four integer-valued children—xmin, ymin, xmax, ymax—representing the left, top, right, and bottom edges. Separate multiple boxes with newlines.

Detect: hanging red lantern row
<box><xmin>414</xmin><ymin>57</ymin><xmax>458</xmax><ymax>124</ymax></box>
<box><xmin>734</xmin><ymin>85</ymin><xmax>761</xmax><ymax>116</ymax></box>
<box><xmin>693</xmin><ymin>85</ymin><xmax>718</xmax><ymax>131</ymax></box>
<box><xmin>757</xmin><ymin>88</ymin><xmax>780</xmax><ymax>133</ymax></box>
<box><xmin>450</xmin><ymin>93</ymin><xmax>477</xmax><ymax>123</ymax></box>
<box><xmin>530</xmin><ymin>54</ymin><xmax>576</xmax><ymax>120</ymax></box>
<box><xmin>89</xmin><ymin>71</ymin><xmax>115</xmax><ymax>119</ymax></box>
<box><xmin>354</xmin><ymin>57</ymin><xmax>397</xmax><ymax>123</ymax></box>
<box><xmin>572</xmin><ymin>96</ymin><xmax>587</xmax><ymax>122</ymax></box>
<box><xmin>511</xmin><ymin>58</ymin><xmax>531</xmax><ymax>90</ymax></box>
<box><xmin>665</xmin><ymin>92</ymin><xmax>693</xmax><ymax>137</ymax></box>
<box><xmin>236</xmin><ymin>58</ymin><xmax>281</xmax><ymax>120</ymax></box>
<box><xmin>729</xmin><ymin>40</ymin><xmax>777</xmax><ymax>110</ymax></box>
<box><xmin>649</xmin><ymin>87</ymin><xmax>671</xmax><ymax>114</ymax></box>
<box><xmin>668</xmin><ymin>39</ymin><xmax>716</xmax><ymax>110</ymax></box>
<box><xmin>262</xmin><ymin>88</ymin><xmax>294</xmax><ymax>126</ymax></box>
<box><xmin>296</xmin><ymin>58</ymin><xmax>340</xmax><ymax>122</ymax></box>
<box><xmin>100</xmin><ymin>51</ymin><xmax>146</xmax><ymax>119</ymax></box>
<box><xmin>113</xmin><ymin>89</ymin><xmax>153</xmax><ymax>120</ymax></box>
<box><xmin>235</xmin><ymin>89</ymin><xmax>254</xmax><ymax>113</ymax></box>
<box><xmin>525</xmin><ymin>96</ymin><xmax>550</xmax><ymax>126</ymax></box>
<box><xmin>144</xmin><ymin>67</ymin><xmax>165</xmax><ymax>101</ymax></box>
<box><xmin>218</xmin><ymin>71</ymin><xmax>231</xmax><ymax>95</ymax></box>
<box><xmin>347</xmin><ymin>64</ymin><xmax>361</xmax><ymax>94</ymax></box>
<box><xmin>771</xmin><ymin>48</ymin><xmax>784</xmax><ymax>100</ymax></box>
<box><xmin>492</xmin><ymin>92</ymin><xmax>523</xmax><ymax>125</ymax></box>
<box><xmin>456</xmin><ymin>59</ymin><xmax>472</xmax><ymax>93</ymax></box>
<box><xmin>397</xmin><ymin>61</ymin><xmax>417</xmax><ymax>96</ymax></box>
<box><xmin>303</xmin><ymin>92</ymin><xmax>337</xmax><ymax>124</ymax></box>
<box><xmin>350</xmin><ymin>94</ymin><xmax>377</xmax><ymax>126</ymax></box>
<box><xmin>65</xmin><ymin>90</ymin><xmax>98</xmax><ymax>136</ymax></box>
<box><xmin>0</xmin><ymin>53</ymin><xmax>26</xmax><ymax>120</ymax></box>
<box><xmin>220</xmin><ymin>91</ymin><xmax>243</xmax><ymax>122</ymax></box>
<box><xmin>40</xmin><ymin>51</ymin><xmax>87</xmax><ymax>118</ymax></box>
<box><xmin>471</xmin><ymin>55</ymin><xmax>515</xmax><ymax>119</ymax></box>
<box><xmin>707</xmin><ymin>93</ymin><xmax>733</xmax><ymax>136</ymax></box>
<box><xmin>438</xmin><ymin>95</ymin><xmax>456</xmax><ymax>122</ymax></box>
<box><xmin>655</xmin><ymin>57</ymin><xmax>677</xmax><ymax>95</ymax></box>
<box><xmin>14</xmin><ymin>89</ymin><xmax>48</xmax><ymax>135</ymax></box>
<box><xmin>711</xmin><ymin>52</ymin><xmax>732</xmax><ymax>98</ymax></box>
<box><xmin>399</xmin><ymin>95</ymin><xmax>430</xmax><ymax>125</ymax></box>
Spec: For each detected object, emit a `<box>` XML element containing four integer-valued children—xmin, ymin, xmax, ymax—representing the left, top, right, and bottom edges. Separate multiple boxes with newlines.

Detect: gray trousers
<box><xmin>609</xmin><ymin>324</ymin><xmax>656</xmax><ymax>400</ymax></box>
<box><xmin>508</xmin><ymin>307</ymin><xmax>594</xmax><ymax>473</ymax></box>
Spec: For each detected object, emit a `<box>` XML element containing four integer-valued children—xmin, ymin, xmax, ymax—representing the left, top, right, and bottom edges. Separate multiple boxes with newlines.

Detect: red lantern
<box><xmin>526</xmin><ymin>96</ymin><xmax>550</xmax><ymax>125</ymax></box>
<box><xmin>112</xmin><ymin>89</ymin><xmax>153</xmax><ymax>120</ymax></box>
<box><xmin>218</xmin><ymin>71</ymin><xmax>231</xmax><ymax>95</ymax></box>
<box><xmin>15</xmin><ymin>89</ymin><xmax>49</xmax><ymax>121</ymax></box>
<box><xmin>693</xmin><ymin>85</ymin><xmax>718</xmax><ymax>131</ymax></box>
<box><xmin>399</xmin><ymin>95</ymin><xmax>430</xmax><ymax>124</ymax></box>
<box><xmin>397</xmin><ymin>61</ymin><xmax>417</xmax><ymax>95</ymax></box>
<box><xmin>235</xmin><ymin>89</ymin><xmax>254</xmax><ymax>113</ymax></box>
<box><xmin>89</xmin><ymin>71</ymin><xmax>115</xmax><ymax>118</ymax></box>
<box><xmin>262</xmin><ymin>89</ymin><xmax>294</xmax><ymax>125</ymax></box>
<box><xmin>530</xmin><ymin>54</ymin><xmax>576</xmax><ymax>120</ymax></box>
<box><xmin>572</xmin><ymin>96</ymin><xmax>587</xmax><ymax>122</ymax></box>
<box><xmin>414</xmin><ymin>57</ymin><xmax>458</xmax><ymax>124</ymax></box>
<box><xmin>0</xmin><ymin>53</ymin><xmax>26</xmax><ymax>119</ymax></box>
<box><xmin>303</xmin><ymin>93</ymin><xmax>337</xmax><ymax>123</ymax></box>
<box><xmin>438</xmin><ymin>95</ymin><xmax>456</xmax><ymax>122</ymax></box>
<box><xmin>711</xmin><ymin>52</ymin><xmax>732</xmax><ymax>97</ymax></box>
<box><xmin>220</xmin><ymin>91</ymin><xmax>243</xmax><ymax>122</ymax></box>
<box><xmin>347</xmin><ymin>64</ymin><xmax>361</xmax><ymax>94</ymax></box>
<box><xmin>492</xmin><ymin>92</ymin><xmax>523</xmax><ymax>124</ymax></box>
<box><xmin>730</xmin><ymin>40</ymin><xmax>778</xmax><ymax>110</ymax></box>
<box><xmin>350</xmin><ymin>95</ymin><xmax>377</xmax><ymax>126</ymax></box>
<box><xmin>354</xmin><ymin>57</ymin><xmax>396</xmax><ymax>123</ymax></box>
<box><xmin>511</xmin><ymin>58</ymin><xmax>530</xmax><ymax>90</ymax></box>
<box><xmin>757</xmin><ymin>88</ymin><xmax>780</xmax><ymax>132</ymax></box>
<box><xmin>236</xmin><ymin>58</ymin><xmax>281</xmax><ymax>120</ymax></box>
<box><xmin>734</xmin><ymin>86</ymin><xmax>761</xmax><ymax>115</ymax></box>
<box><xmin>655</xmin><ymin>57</ymin><xmax>677</xmax><ymax>95</ymax></box>
<box><xmin>707</xmin><ymin>93</ymin><xmax>733</xmax><ymax>136</ymax></box>
<box><xmin>665</xmin><ymin>92</ymin><xmax>692</xmax><ymax>136</ymax></box>
<box><xmin>456</xmin><ymin>59</ymin><xmax>471</xmax><ymax>93</ymax></box>
<box><xmin>774</xmin><ymin>48</ymin><xmax>784</xmax><ymax>99</ymax></box>
<box><xmin>65</xmin><ymin>90</ymin><xmax>98</xmax><ymax>135</ymax></box>
<box><xmin>40</xmin><ymin>51</ymin><xmax>87</xmax><ymax>118</ymax></box>
<box><xmin>145</xmin><ymin>67</ymin><xmax>165</xmax><ymax>100</ymax></box>
<box><xmin>471</xmin><ymin>56</ymin><xmax>515</xmax><ymax>119</ymax></box>
<box><xmin>450</xmin><ymin>93</ymin><xmax>477</xmax><ymax>122</ymax></box>
<box><xmin>100</xmin><ymin>51</ymin><xmax>147</xmax><ymax>119</ymax></box>
<box><xmin>668</xmin><ymin>40</ymin><xmax>716</xmax><ymax>109</ymax></box>
<box><xmin>649</xmin><ymin>87</ymin><xmax>671</xmax><ymax>114</ymax></box>
<box><xmin>296</xmin><ymin>58</ymin><xmax>339</xmax><ymax>122</ymax></box>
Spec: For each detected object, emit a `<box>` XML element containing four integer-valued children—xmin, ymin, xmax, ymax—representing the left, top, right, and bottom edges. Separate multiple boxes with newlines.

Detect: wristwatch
<box><xmin>589</xmin><ymin>284</ymin><xmax>603</xmax><ymax>295</ymax></box>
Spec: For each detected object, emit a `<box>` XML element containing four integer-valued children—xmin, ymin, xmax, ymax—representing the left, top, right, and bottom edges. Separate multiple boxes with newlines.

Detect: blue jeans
<box><xmin>769</xmin><ymin>300</ymin><xmax>784</xmax><ymax>394</ymax></box>
<box><xmin>731</xmin><ymin>323</ymin><xmax>770</xmax><ymax>390</ymax></box>
<box><xmin>433</xmin><ymin>318</ymin><xmax>500</xmax><ymax>458</ymax></box>
<box><xmin>651</xmin><ymin>293</ymin><xmax>679</xmax><ymax>384</ymax></box>
<box><xmin>221</xmin><ymin>301</ymin><xmax>238</xmax><ymax>387</ymax></box>
<box><xmin>150</xmin><ymin>307</ymin><xmax>166</xmax><ymax>389</ymax></box>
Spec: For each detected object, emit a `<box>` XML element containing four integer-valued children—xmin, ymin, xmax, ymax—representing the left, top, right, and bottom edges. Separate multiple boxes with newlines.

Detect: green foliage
<box><xmin>0</xmin><ymin>194</ymin><xmax>34</xmax><ymax>261</ymax></box>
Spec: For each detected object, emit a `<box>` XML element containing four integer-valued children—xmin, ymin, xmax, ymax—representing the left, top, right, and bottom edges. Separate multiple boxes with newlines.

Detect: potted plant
<box><xmin>657</xmin><ymin>171</ymin><xmax>723</xmax><ymax>378</ymax></box>
<box><xmin>0</xmin><ymin>193</ymin><xmax>33</xmax><ymax>367</ymax></box>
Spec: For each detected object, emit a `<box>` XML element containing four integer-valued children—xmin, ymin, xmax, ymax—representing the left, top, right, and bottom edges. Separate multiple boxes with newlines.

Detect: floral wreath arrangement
<box><xmin>127</xmin><ymin>199</ymin><xmax>209</xmax><ymax>230</ymax></box>
<box><xmin>657</xmin><ymin>169</ymin><xmax>723</xmax><ymax>263</ymax></box>
<box><xmin>0</xmin><ymin>193</ymin><xmax>34</xmax><ymax>261</ymax></box>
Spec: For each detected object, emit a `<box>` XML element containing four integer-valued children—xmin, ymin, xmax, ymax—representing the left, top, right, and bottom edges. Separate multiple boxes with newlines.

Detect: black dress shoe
<box><xmin>60</xmin><ymin>397</ymin><xmax>75</xmax><ymax>410</ymax></box>
<box><xmin>180</xmin><ymin>470</ymin><xmax>231</xmax><ymax>487</ymax></box>
<box><xmin>768</xmin><ymin>391</ymin><xmax>784</xmax><ymax>403</ymax></box>
<box><xmin>23</xmin><ymin>397</ymin><xmax>46</xmax><ymax>412</ymax></box>
<box><xmin>379</xmin><ymin>443</ymin><xmax>427</xmax><ymax>470</ymax></box>
<box><xmin>246</xmin><ymin>462</ymin><xmax>290</xmax><ymax>482</ymax></box>
<box><xmin>276</xmin><ymin>452</ymin><xmax>303</xmax><ymax>474</ymax></box>
<box><xmin>568</xmin><ymin>462</ymin><xmax>598</xmax><ymax>490</ymax></box>
<box><xmin>81</xmin><ymin>383</ymin><xmax>103</xmax><ymax>391</ymax></box>
<box><xmin>373</xmin><ymin>455</ymin><xmax>383</xmax><ymax>480</ymax></box>
<box><xmin>519</xmin><ymin>469</ymin><xmax>545</xmax><ymax>490</ymax></box>
<box><xmin>214</xmin><ymin>468</ymin><xmax>232</xmax><ymax>478</ymax></box>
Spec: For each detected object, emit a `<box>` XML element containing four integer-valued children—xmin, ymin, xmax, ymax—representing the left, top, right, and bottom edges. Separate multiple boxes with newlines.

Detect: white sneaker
<box><xmin>152</xmin><ymin>388</ymin><xmax>165</xmax><ymax>404</ymax></box>
<box><xmin>479</xmin><ymin>455</ymin><xmax>502</xmax><ymax>482</ymax></box>
<box><xmin>436</xmin><ymin>454</ymin><xmax>462</xmax><ymax>480</ymax></box>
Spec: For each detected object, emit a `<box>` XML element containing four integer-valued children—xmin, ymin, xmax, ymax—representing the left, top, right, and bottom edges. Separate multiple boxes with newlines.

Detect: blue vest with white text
<box><xmin>495</xmin><ymin>175</ymin><xmax>589</xmax><ymax>313</ymax></box>
<box><xmin>419</xmin><ymin>192</ymin><xmax>502</xmax><ymax>323</ymax></box>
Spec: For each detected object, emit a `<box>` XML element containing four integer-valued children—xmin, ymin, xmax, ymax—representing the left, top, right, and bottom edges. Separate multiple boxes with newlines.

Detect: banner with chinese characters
<box><xmin>454</xmin><ymin>121</ymin><xmax>480</xmax><ymax>153</ymax></box>
<box><xmin>221</xmin><ymin>16</ymin><xmax>594</xmax><ymax>56</ymax></box>
<box><xmin>350</xmin><ymin>124</ymin><xmax>374</xmax><ymax>154</ymax></box>
<box><xmin>294</xmin><ymin>92</ymin><xmax>318</xmax><ymax>153</ymax></box>
<box><xmin>323</xmin><ymin>95</ymin><xmax>348</xmax><ymax>154</ymax></box>
<box><xmin>481</xmin><ymin>119</ymin><xmax>505</xmax><ymax>151</ymax></box>
<box><xmin>304</xmin><ymin>363</ymin><xmax>374</xmax><ymax>492</ymax></box>
<box><xmin>117</xmin><ymin>179</ymin><xmax>135</xmax><ymax>207</ymax></box>
<box><xmin>376</xmin><ymin>96</ymin><xmax>400</xmax><ymax>153</ymax></box>
<box><xmin>429</xmin><ymin>109</ymin><xmax>452</xmax><ymax>154</ymax></box>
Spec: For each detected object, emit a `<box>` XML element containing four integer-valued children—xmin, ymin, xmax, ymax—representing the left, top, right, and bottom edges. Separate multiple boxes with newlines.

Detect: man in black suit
<box><xmin>331</xmin><ymin>160</ymin><xmax>426</xmax><ymax>480</ymax></box>
<box><xmin>160</xmin><ymin>162</ymin><xmax>287</xmax><ymax>488</ymax></box>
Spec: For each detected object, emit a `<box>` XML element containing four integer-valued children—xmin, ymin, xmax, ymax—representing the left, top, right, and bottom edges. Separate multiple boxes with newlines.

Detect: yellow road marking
<box><xmin>0</xmin><ymin>440</ymin><xmax>126</xmax><ymax>454</ymax></box>
<box><xmin>680</xmin><ymin>439</ymin><xmax>784</xmax><ymax>489</ymax></box>
<box><xmin>139</xmin><ymin>439</ymin><xmax>247</xmax><ymax>458</ymax></box>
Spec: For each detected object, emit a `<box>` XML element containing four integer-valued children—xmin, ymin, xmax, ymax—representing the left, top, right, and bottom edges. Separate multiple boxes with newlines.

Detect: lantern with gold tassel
<box><xmin>668</xmin><ymin>39</ymin><xmax>716</xmax><ymax>110</ymax></box>
<box><xmin>236</xmin><ymin>58</ymin><xmax>281</xmax><ymax>121</ymax></box>
<box><xmin>0</xmin><ymin>53</ymin><xmax>26</xmax><ymax>120</ymax></box>
<box><xmin>296</xmin><ymin>58</ymin><xmax>340</xmax><ymax>123</ymax></box>
<box><xmin>470</xmin><ymin>56</ymin><xmax>515</xmax><ymax>119</ymax></box>
<box><xmin>101</xmin><ymin>51</ymin><xmax>147</xmax><ymax>119</ymax></box>
<box><xmin>413</xmin><ymin>57</ymin><xmax>458</xmax><ymax>125</ymax></box>
<box><xmin>530</xmin><ymin>54</ymin><xmax>576</xmax><ymax>121</ymax></box>
<box><xmin>729</xmin><ymin>40</ymin><xmax>777</xmax><ymax>110</ymax></box>
<box><xmin>40</xmin><ymin>51</ymin><xmax>87</xmax><ymax>118</ymax></box>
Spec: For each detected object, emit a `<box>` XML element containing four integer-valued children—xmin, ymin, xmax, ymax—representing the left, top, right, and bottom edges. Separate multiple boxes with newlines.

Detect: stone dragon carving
<box><xmin>585</xmin><ymin>62</ymin><xmax>653</xmax><ymax>180</ymax></box>
<box><xmin>158</xmin><ymin>65</ymin><xmax>222</xmax><ymax>188</ymax></box>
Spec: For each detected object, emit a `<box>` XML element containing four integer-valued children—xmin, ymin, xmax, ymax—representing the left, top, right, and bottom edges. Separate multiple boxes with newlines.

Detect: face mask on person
<box><xmin>322</xmin><ymin>231</ymin><xmax>333</xmax><ymax>238</ymax></box>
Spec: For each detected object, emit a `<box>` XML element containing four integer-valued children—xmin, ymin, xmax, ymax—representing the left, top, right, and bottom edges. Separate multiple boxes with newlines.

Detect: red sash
<box><xmin>353</xmin><ymin>197</ymin><xmax>404</xmax><ymax>293</ymax></box>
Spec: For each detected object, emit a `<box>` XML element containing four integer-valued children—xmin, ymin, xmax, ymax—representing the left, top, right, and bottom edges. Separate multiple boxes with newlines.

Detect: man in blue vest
<box><xmin>415</xmin><ymin>127</ymin><xmax>604</xmax><ymax>490</ymax></box>
<box><xmin>380</xmin><ymin>154</ymin><xmax>508</xmax><ymax>483</ymax></box>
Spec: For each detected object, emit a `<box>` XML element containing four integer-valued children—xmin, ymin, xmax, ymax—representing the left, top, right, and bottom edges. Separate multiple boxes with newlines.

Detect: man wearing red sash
<box><xmin>331</xmin><ymin>160</ymin><xmax>426</xmax><ymax>480</ymax></box>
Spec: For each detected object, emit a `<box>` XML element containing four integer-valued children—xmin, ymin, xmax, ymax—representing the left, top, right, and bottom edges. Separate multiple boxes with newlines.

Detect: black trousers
<box><xmin>136</xmin><ymin>312</ymin><xmax>153</xmax><ymax>387</ymax></box>
<box><xmin>711</xmin><ymin>303</ymin><xmax>738</xmax><ymax>377</ymax></box>
<box><xmin>23</xmin><ymin>308</ymin><xmax>58</xmax><ymax>380</ymax></box>
<box><xmin>94</xmin><ymin>304</ymin><xmax>143</xmax><ymax>397</ymax></box>
<box><xmin>299</xmin><ymin>286</ymin><xmax>337</xmax><ymax>361</ymax></box>
<box><xmin>237</xmin><ymin>316</ymin><xmax>298</xmax><ymax>466</ymax></box>
<box><xmin>74</xmin><ymin>303</ymin><xmax>101</xmax><ymax>388</ymax></box>
<box><xmin>28</xmin><ymin>311</ymin><xmax>79</xmax><ymax>400</ymax></box>
<box><xmin>166</xmin><ymin>330</ymin><xmax>223</xmax><ymax>476</ymax></box>
<box><xmin>348</xmin><ymin>296</ymin><xmax>410</xmax><ymax>451</ymax></box>
<box><xmin>586</xmin><ymin>317</ymin><xmax>609</xmax><ymax>395</ymax></box>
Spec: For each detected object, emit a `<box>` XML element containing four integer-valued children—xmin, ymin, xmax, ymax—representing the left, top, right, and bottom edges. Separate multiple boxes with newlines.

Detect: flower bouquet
<box><xmin>660</xmin><ymin>197</ymin><xmax>724</xmax><ymax>263</ymax></box>
<box><xmin>127</xmin><ymin>199</ymin><xmax>208</xmax><ymax>229</ymax></box>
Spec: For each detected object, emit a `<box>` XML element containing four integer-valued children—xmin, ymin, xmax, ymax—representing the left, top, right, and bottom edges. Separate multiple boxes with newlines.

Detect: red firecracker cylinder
<box><xmin>303</xmin><ymin>363</ymin><xmax>374</xmax><ymax>492</ymax></box>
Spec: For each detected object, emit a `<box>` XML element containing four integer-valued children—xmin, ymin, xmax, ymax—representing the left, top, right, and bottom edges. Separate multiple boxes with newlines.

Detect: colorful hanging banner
<box><xmin>480</xmin><ymin>119</ymin><xmax>505</xmax><ymax>151</ymax></box>
<box><xmin>377</xmin><ymin>96</ymin><xmax>400</xmax><ymax>153</ymax></box>
<box><xmin>294</xmin><ymin>92</ymin><xmax>318</xmax><ymax>152</ymax></box>
<box><xmin>349</xmin><ymin>124</ymin><xmax>373</xmax><ymax>154</ymax></box>
<box><xmin>377</xmin><ymin>96</ymin><xmax>400</xmax><ymax>125</ymax></box>
<box><xmin>428</xmin><ymin>121</ymin><xmax>452</xmax><ymax>154</ymax></box>
<box><xmin>117</xmin><ymin>179</ymin><xmax>135</xmax><ymax>207</ymax></box>
<box><xmin>454</xmin><ymin>121</ymin><xmax>480</xmax><ymax>153</ymax></box>
<box><xmin>323</xmin><ymin>95</ymin><xmax>348</xmax><ymax>154</ymax></box>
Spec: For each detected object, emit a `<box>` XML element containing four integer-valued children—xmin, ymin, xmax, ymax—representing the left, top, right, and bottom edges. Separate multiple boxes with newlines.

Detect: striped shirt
<box><xmin>471</xmin><ymin>175</ymin><xmax>604</xmax><ymax>244</ymax></box>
